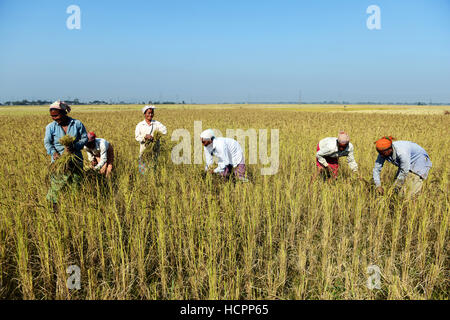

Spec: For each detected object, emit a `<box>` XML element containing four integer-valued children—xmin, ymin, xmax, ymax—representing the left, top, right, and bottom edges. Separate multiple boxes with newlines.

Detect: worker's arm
<box><xmin>316</xmin><ymin>145</ymin><xmax>331</xmax><ymax>168</ymax></box>
<box><xmin>346</xmin><ymin>145</ymin><xmax>358</xmax><ymax>173</ymax></box>
<box><xmin>155</xmin><ymin>121</ymin><xmax>168</xmax><ymax>135</ymax></box>
<box><xmin>84</xmin><ymin>147</ymin><xmax>94</xmax><ymax>162</ymax></box>
<box><xmin>135</xmin><ymin>123</ymin><xmax>147</xmax><ymax>144</ymax></box>
<box><xmin>73</xmin><ymin>121</ymin><xmax>88</xmax><ymax>152</ymax></box>
<box><xmin>204</xmin><ymin>147</ymin><xmax>214</xmax><ymax>171</ymax></box>
<box><xmin>214</xmin><ymin>142</ymin><xmax>232</xmax><ymax>173</ymax></box>
<box><xmin>44</xmin><ymin>124</ymin><xmax>57</xmax><ymax>157</ymax></box>
<box><xmin>372</xmin><ymin>154</ymin><xmax>385</xmax><ymax>188</ymax></box>
<box><xmin>94</xmin><ymin>140</ymin><xmax>109</xmax><ymax>170</ymax></box>
<box><xmin>393</xmin><ymin>149</ymin><xmax>411</xmax><ymax>188</ymax></box>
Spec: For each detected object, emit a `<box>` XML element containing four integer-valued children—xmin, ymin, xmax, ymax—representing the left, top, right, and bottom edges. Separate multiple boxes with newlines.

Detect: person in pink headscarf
<box><xmin>312</xmin><ymin>131</ymin><xmax>359</xmax><ymax>181</ymax></box>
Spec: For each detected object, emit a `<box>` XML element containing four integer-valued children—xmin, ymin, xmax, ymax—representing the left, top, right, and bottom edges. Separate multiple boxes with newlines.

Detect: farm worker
<box><xmin>373</xmin><ymin>136</ymin><xmax>432</xmax><ymax>198</ymax></box>
<box><xmin>312</xmin><ymin>131</ymin><xmax>358</xmax><ymax>181</ymax></box>
<box><xmin>135</xmin><ymin>105</ymin><xmax>167</xmax><ymax>174</ymax></box>
<box><xmin>84</xmin><ymin>132</ymin><xmax>114</xmax><ymax>177</ymax></box>
<box><xmin>44</xmin><ymin>100</ymin><xmax>88</xmax><ymax>207</ymax></box>
<box><xmin>200</xmin><ymin>129</ymin><xmax>248</xmax><ymax>182</ymax></box>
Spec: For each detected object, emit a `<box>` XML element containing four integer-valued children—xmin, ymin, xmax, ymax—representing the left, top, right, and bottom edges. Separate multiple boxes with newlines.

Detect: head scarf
<box><xmin>142</xmin><ymin>105</ymin><xmax>156</xmax><ymax>114</ymax></box>
<box><xmin>50</xmin><ymin>100</ymin><xmax>71</xmax><ymax>113</ymax></box>
<box><xmin>200</xmin><ymin>129</ymin><xmax>215</xmax><ymax>140</ymax></box>
<box><xmin>375</xmin><ymin>136</ymin><xmax>395</xmax><ymax>151</ymax></box>
<box><xmin>337</xmin><ymin>131</ymin><xmax>350</xmax><ymax>144</ymax></box>
<box><xmin>87</xmin><ymin>132</ymin><xmax>96</xmax><ymax>141</ymax></box>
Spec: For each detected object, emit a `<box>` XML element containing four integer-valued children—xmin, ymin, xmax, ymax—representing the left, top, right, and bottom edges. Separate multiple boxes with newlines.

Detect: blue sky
<box><xmin>0</xmin><ymin>0</ymin><xmax>449</xmax><ymax>103</ymax></box>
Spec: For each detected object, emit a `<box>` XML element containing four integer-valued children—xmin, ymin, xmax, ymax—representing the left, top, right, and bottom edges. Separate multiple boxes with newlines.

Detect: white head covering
<box><xmin>200</xmin><ymin>129</ymin><xmax>215</xmax><ymax>140</ymax></box>
<box><xmin>337</xmin><ymin>131</ymin><xmax>350</xmax><ymax>144</ymax></box>
<box><xmin>142</xmin><ymin>105</ymin><xmax>156</xmax><ymax>114</ymax></box>
<box><xmin>50</xmin><ymin>100</ymin><xmax>71</xmax><ymax>113</ymax></box>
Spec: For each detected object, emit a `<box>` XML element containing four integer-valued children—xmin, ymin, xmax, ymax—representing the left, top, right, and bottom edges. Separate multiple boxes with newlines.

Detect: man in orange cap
<box><xmin>373</xmin><ymin>136</ymin><xmax>432</xmax><ymax>198</ymax></box>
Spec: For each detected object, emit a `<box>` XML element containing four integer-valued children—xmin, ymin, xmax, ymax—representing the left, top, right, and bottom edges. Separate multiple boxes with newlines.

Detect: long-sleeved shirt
<box><xmin>44</xmin><ymin>117</ymin><xmax>88</xmax><ymax>163</ymax></box>
<box><xmin>204</xmin><ymin>137</ymin><xmax>244</xmax><ymax>173</ymax></box>
<box><xmin>316</xmin><ymin>137</ymin><xmax>358</xmax><ymax>172</ymax></box>
<box><xmin>84</xmin><ymin>138</ymin><xmax>110</xmax><ymax>170</ymax></box>
<box><xmin>372</xmin><ymin>141</ymin><xmax>432</xmax><ymax>187</ymax></box>
<box><xmin>135</xmin><ymin>120</ymin><xmax>167</xmax><ymax>156</ymax></box>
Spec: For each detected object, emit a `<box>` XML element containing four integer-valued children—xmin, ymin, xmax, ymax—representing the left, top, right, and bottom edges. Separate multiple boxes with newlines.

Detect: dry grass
<box><xmin>0</xmin><ymin>106</ymin><xmax>448</xmax><ymax>299</ymax></box>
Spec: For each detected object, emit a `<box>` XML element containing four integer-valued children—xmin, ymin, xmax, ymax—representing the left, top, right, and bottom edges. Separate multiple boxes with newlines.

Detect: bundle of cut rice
<box><xmin>49</xmin><ymin>135</ymin><xmax>82</xmax><ymax>174</ymax></box>
<box><xmin>142</xmin><ymin>130</ymin><xmax>163</xmax><ymax>161</ymax></box>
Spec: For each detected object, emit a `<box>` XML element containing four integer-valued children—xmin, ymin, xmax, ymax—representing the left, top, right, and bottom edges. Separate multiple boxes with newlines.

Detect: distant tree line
<box><xmin>0</xmin><ymin>99</ymin><xmax>99</xmax><ymax>106</ymax></box>
<box><xmin>239</xmin><ymin>101</ymin><xmax>449</xmax><ymax>106</ymax></box>
<box><xmin>0</xmin><ymin>99</ymin><xmax>188</xmax><ymax>106</ymax></box>
<box><xmin>0</xmin><ymin>99</ymin><xmax>447</xmax><ymax>106</ymax></box>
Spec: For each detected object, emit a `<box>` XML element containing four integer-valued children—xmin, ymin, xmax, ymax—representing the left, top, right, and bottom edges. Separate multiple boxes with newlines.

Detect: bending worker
<box><xmin>312</xmin><ymin>131</ymin><xmax>359</xmax><ymax>181</ymax></box>
<box><xmin>84</xmin><ymin>132</ymin><xmax>114</xmax><ymax>177</ymax></box>
<box><xmin>373</xmin><ymin>136</ymin><xmax>432</xmax><ymax>198</ymax></box>
<box><xmin>200</xmin><ymin>129</ymin><xmax>247</xmax><ymax>182</ymax></box>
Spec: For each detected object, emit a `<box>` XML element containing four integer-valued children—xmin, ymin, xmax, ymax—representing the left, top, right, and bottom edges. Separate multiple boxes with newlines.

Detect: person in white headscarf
<box><xmin>135</xmin><ymin>105</ymin><xmax>167</xmax><ymax>174</ymax></box>
<box><xmin>44</xmin><ymin>100</ymin><xmax>87</xmax><ymax>210</ymax></box>
<box><xmin>312</xmin><ymin>131</ymin><xmax>359</xmax><ymax>181</ymax></box>
<box><xmin>200</xmin><ymin>129</ymin><xmax>248</xmax><ymax>182</ymax></box>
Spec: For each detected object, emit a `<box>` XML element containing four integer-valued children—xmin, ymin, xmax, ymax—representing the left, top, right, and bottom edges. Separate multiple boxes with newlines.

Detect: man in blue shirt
<box><xmin>373</xmin><ymin>136</ymin><xmax>432</xmax><ymax>199</ymax></box>
<box><xmin>44</xmin><ymin>101</ymin><xmax>88</xmax><ymax>207</ymax></box>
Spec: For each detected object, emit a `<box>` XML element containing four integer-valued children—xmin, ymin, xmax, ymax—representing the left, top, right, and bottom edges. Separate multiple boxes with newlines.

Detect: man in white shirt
<box><xmin>312</xmin><ymin>131</ymin><xmax>359</xmax><ymax>181</ymax></box>
<box><xmin>135</xmin><ymin>105</ymin><xmax>167</xmax><ymax>174</ymax></box>
<box><xmin>200</xmin><ymin>129</ymin><xmax>248</xmax><ymax>182</ymax></box>
<box><xmin>84</xmin><ymin>132</ymin><xmax>114</xmax><ymax>177</ymax></box>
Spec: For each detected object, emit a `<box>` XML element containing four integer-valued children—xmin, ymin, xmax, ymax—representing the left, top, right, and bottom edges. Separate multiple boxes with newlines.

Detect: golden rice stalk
<box><xmin>58</xmin><ymin>135</ymin><xmax>76</xmax><ymax>147</ymax></box>
<box><xmin>142</xmin><ymin>130</ymin><xmax>164</xmax><ymax>161</ymax></box>
<box><xmin>49</xmin><ymin>154</ymin><xmax>81</xmax><ymax>175</ymax></box>
<box><xmin>49</xmin><ymin>135</ymin><xmax>81</xmax><ymax>174</ymax></box>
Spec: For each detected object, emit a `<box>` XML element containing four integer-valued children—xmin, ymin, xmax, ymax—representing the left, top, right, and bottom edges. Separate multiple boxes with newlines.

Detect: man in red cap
<box><xmin>84</xmin><ymin>132</ymin><xmax>114</xmax><ymax>177</ymax></box>
<box><xmin>373</xmin><ymin>136</ymin><xmax>432</xmax><ymax>198</ymax></box>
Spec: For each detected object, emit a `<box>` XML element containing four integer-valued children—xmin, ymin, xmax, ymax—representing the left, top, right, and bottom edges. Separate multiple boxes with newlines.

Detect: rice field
<box><xmin>0</xmin><ymin>104</ymin><xmax>448</xmax><ymax>299</ymax></box>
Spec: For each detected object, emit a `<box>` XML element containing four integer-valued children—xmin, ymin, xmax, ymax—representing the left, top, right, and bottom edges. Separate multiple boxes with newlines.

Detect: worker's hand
<box><xmin>325</xmin><ymin>166</ymin><xmax>337</xmax><ymax>180</ymax></box>
<box><xmin>90</xmin><ymin>160</ymin><xmax>97</xmax><ymax>168</ymax></box>
<box><xmin>145</xmin><ymin>134</ymin><xmax>154</xmax><ymax>142</ymax></box>
<box><xmin>207</xmin><ymin>168</ymin><xmax>215</xmax><ymax>174</ymax></box>
<box><xmin>65</xmin><ymin>143</ymin><xmax>74</xmax><ymax>153</ymax></box>
<box><xmin>52</xmin><ymin>152</ymin><xmax>60</xmax><ymax>160</ymax></box>
<box><xmin>376</xmin><ymin>186</ymin><xmax>384</xmax><ymax>195</ymax></box>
